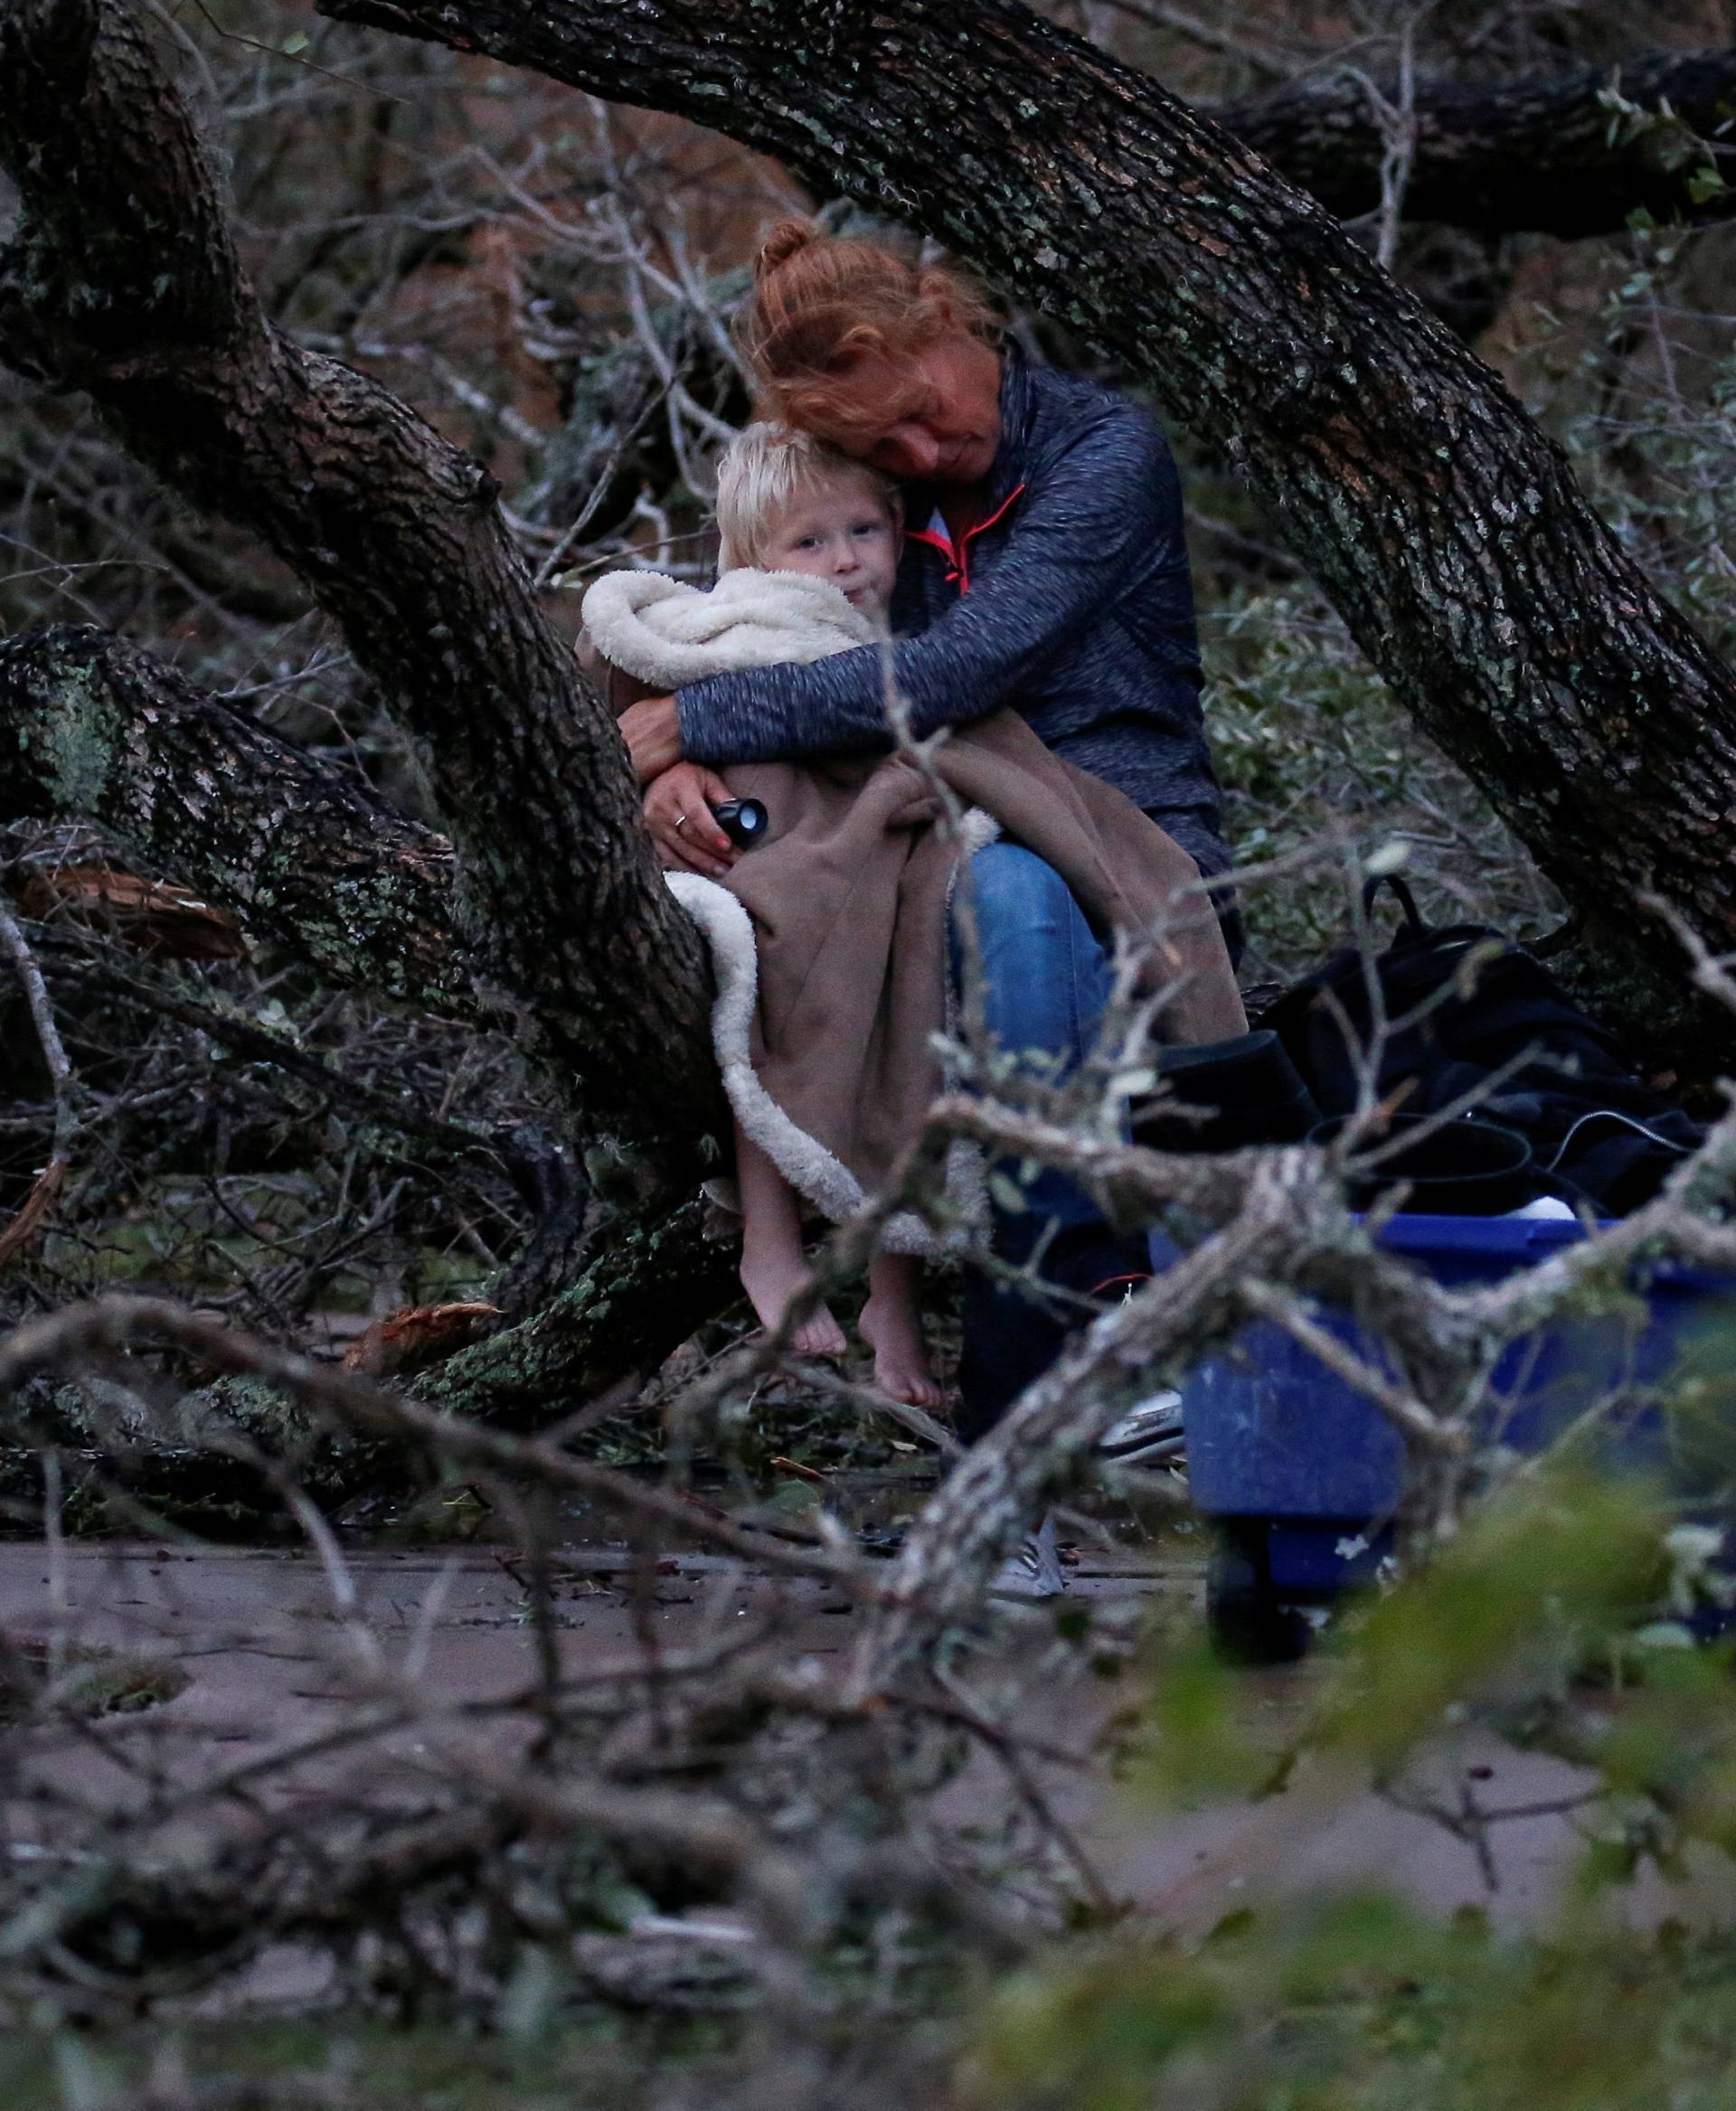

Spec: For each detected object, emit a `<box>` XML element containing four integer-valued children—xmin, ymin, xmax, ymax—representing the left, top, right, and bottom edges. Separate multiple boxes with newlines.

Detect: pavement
<box><xmin>2</xmin><ymin>1535</ymin><xmax>1731</xmax><ymax>1945</ymax></box>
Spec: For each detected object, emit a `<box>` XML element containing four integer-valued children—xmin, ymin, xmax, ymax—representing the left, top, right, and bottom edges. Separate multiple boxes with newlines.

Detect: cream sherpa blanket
<box><xmin>582</xmin><ymin>566</ymin><xmax>879</xmax><ymax>685</ymax></box>
<box><xmin>580</xmin><ymin>567</ymin><xmax>1247</xmax><ymax>1256</ymax></box>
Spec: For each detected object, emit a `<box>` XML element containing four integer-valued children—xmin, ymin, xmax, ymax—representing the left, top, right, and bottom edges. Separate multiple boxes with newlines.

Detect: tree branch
<box><xmin>0</xmin><ymin>624</ymin><xmax>467</xmax><ymax>1013</ymax></box>
<box><xmin>0</xmin><ymin>0</ymin><xmax>719</xmax><ymax>1156</ymax></box>
<box><xmin>0</xmin><ymin>897</ymin><xmax>72</xmax><ymax>1266</ymax></box>
<box><xmin>1221</xmin><ymin>46</ymin><xmax>1736</xmax><ymax>240</ymax></box>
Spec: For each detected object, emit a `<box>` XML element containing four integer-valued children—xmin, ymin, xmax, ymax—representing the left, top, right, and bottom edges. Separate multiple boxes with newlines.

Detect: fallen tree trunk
<box><xmin>0</xmin><ymin>1189</ymin><xmax>736</xmax><ymax>1525</ymax></box>
<box><xmin>0</xmin><ymin>625</ymin><xmax>467</xmax><ymax>1014</ymax></box>
<box><xmin>416</xmin><ymin>1193</ymin><xmax>739</xmax><ymax>1428</ymax></box>
<box><xmin>0</xmin><ymin>624</ymin><xmax>740</xmax><ymax>1428</ymax></box>
<box><xmin>326</xmin><ymin>0</ymin><xmax>1736</xmax><ymax>1062</ymax></box>
<box><xmin>1219</xmin><ymin>44</ymin><xmax>1736</xmax><ymax>240</ymax></box>
<box><xmin>0</xmin><ymin>0</ymin><xmax>718</xmax><ymax>1161</ymax></box>
<box><xmin>0</xmin><ymin>5</ymin><xmax>780</xmax><ymax>1441</ymax></box>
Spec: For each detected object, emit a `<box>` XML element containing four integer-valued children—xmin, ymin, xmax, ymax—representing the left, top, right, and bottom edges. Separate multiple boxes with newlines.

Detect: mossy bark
<box><xmin>322</xmin><ymin>0</ymin><xmax>1736</xmax><ymax>1053</ymax></box>
<box><xmin>0</xmin><ymin>1195</ymin><xmax>739</xmax><ymax>1528</ymax></box>
<box><xmin>0</xmin><ymin>623</ymin><xmax>741</xmax><ymax>1435</ymax></box>
<box><xmin>417</xmin><ymin>1194</ymin><xmax>741</xmax><ymax>1428</ymax></box>
<box><xmin>0</xmin><ymin>625</ymin><xmax>467</xmax><ymax>1013</ymax></box>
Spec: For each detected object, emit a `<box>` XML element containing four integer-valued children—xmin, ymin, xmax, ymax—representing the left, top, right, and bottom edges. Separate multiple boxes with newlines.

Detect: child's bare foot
<box><xmin>859</xmin><ymin>1290</ymin><xmax>946</xmax><ymax>1409</ymax></box>
<box><xmin>739</xmin><ymin>1249</ymin><xmax>847</xmax><ymax>1358</ymax></box>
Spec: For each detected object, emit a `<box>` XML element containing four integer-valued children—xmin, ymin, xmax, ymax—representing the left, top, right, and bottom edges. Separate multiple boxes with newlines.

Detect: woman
<box><xmin>623</xmin><ymin>222</ymin><xmax>1229</xmax><ymax>893</ymax></box>
<box><xmin>620</xmin><ymin>222</ymin><xmax>1237</xmax><ymax>1549</ymax></box>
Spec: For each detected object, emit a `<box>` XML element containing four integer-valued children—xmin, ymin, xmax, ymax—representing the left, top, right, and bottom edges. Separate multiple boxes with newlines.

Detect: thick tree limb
<box><xmin>0</xmin><ymin>0</ymin><xmax>718</xmax><ymax>1156</ymax></box>
<box><xmin>319</xmin><ymin>0</ymin><xmax>1736</xmax><ymax>1048</ymax></box>
<box><xmin>0</xmin><ymin>1196</ymin><xmax>737</xmax><ymax>1516</ymax></box>
<box><xmin>416</xmin><ymin>1192</ymin><xmax>741</xmax><ymax>1428</ymax></box>
<box><xmin>532</xmin><ymin>47</ymin><xmax>1736</xmax><ymax>545</ymax></box>
<box><xmin>0</xmin><ymin>625</ymin><xmax>467</xmax><ymax>1013</ymax></box>
<box><xmin>1221</xmin><ymin>46</ymin><xmax>1736</xmax><ymax>240</ymax></box>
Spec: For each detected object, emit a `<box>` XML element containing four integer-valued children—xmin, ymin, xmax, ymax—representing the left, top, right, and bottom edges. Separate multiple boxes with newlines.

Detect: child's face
<box><xmin>761</xmin><ymin>473</ymin><xmax>900</xmax><ymax>619</ymax></box>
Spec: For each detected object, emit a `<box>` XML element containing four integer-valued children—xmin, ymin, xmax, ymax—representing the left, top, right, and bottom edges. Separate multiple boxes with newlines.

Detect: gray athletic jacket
<box><xmin>674</xmin><ymin>345</ymin><xmax>1229</xmax><ymax>878</ymax></box>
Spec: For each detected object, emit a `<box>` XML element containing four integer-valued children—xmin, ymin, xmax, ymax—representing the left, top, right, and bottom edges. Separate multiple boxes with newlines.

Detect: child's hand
<box><xmin>644</xmin><ymin>762</ymin><xmax>740</xmax><ymax>878</ymax></box>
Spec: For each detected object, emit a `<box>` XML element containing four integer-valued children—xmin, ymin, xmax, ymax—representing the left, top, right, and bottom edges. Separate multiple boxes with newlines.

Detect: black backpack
<box><xmin>1256</xmin><ymin>877</ymin><xmax>1704</xmax><ymax>1215</ymax></box>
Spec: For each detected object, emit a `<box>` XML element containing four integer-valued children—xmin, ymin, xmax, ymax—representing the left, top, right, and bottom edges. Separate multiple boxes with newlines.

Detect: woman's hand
<box><xmin>644</xmin><ymin>761</ymin><xmax>740</xmax><ymax>878</ymax></box>
<box><xmin>619</xmin><ymin>694</ymin><xmax>684</xmax><ymax>783</ymax></box>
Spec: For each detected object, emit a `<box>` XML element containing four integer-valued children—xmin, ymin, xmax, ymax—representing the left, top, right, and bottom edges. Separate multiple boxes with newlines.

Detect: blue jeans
<box><xmin>952</xmin><ymin>843</ymin><xmax>1148</xmax><ymax>1443</ymax></box>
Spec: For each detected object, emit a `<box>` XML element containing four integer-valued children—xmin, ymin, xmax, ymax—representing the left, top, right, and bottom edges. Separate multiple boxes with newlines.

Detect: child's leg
<box><xmin>733</xmin><ymin>1122</ymin><xmax>846</xmax><ymax>1357</ymax></box>
<box><xmin>860</xmin><ymin>1252</ymin><xmax>945</xmax><ymax>1409</ymax></box>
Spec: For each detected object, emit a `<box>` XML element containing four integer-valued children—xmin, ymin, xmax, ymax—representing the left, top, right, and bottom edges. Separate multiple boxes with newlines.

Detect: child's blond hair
<box><xmin>714</xmin><ymin>421</ymin><xmax>901</xmax><ymax>574</ymax></box>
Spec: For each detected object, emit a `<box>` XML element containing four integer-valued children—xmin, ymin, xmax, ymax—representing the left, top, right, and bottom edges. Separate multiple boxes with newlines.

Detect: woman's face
<box><xmin>820</xmin><ymin>337</ymin><xmax>1003</xmax><ymax>488</ymax></box>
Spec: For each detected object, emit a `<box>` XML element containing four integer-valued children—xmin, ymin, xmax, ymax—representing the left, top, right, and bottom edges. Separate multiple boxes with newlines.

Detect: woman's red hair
<box><xmin>735</xmin><ymin>219</ymin><xmax>1000</xmax><ymax>434</ymax></box>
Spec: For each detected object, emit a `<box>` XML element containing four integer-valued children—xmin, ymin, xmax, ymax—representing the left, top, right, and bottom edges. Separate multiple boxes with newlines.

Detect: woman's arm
<box><xmin>578</xmin><ymin>630</ymin><xmax>740</xmax><ymax>876</ymax></box>
<box><xmin>675</xmin><ymin>403</ymin><xmax>1187</xmax><ymax>767</ymax></box>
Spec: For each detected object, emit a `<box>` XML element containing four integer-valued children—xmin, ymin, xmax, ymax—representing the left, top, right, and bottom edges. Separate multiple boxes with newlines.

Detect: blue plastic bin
<box><xmin>1154</xmin><ymin>1213</ymin><xmax>1736</xmax><ymax>1655</ymax></box>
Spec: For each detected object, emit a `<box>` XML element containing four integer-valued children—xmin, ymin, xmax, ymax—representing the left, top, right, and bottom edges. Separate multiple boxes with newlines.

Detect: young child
<box><xmin>581</xmin><ymin>427</ymin><xmax>1248</xmax><ymax>1413</ymax></box>
<box><xmin>587</xmin><ymin>427</ymin><xmax>946</xmax><ymax>1408</ymax></box>
<box><xmin>712</xmin><ymin>437</ymin><xmax>947</xmax><ymax>1404</ymax></box>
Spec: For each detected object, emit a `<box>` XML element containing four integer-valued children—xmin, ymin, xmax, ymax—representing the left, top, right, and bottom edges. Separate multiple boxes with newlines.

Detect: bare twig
<box><xmin>0</xmin><ymin>894</ymin><xmax>74</xmax><ymax>1266</ymax></box>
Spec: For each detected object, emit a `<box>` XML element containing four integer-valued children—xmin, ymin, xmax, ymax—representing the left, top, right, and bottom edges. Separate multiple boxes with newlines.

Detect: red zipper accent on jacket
<box><xmin>905</xmin><ymin>481</ymin><xmax>1027</xmax><ymax>594</ymax></box>
<box><xmin>1089</xmin><ymin>1272</ymin><xmax>1152</xmax><ymax>1302</ymax></box>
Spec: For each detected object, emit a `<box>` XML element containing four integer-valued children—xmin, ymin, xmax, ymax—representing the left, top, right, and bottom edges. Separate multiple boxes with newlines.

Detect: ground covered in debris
<box><xmin>6</xmin><ymin>1495</ymin><xmax>1734</xmax><ymax>2109</ymax></box>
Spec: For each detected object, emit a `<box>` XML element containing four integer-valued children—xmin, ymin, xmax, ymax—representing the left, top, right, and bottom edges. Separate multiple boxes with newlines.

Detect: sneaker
<box><xmin>1097</xmin><ymin>1389</ymin><xmax>1185</xmax><ymax>1467</ymax></box>
<box><xmin>990</xmin><ymin>1512</ymin><xmax>1066</xmax><ymax>1599</ymax></box>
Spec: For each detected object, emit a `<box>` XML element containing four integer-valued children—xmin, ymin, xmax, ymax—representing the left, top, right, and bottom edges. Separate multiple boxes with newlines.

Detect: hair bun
<box><xmin>755</xmin><ymin>218</ymin><xmax>818</xmax><ymax>280</ymax></box>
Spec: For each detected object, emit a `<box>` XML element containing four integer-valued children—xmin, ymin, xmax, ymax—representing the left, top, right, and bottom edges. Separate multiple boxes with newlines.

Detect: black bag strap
<box><xmin>1361</xmin><ymin>872</ymin><xmax>1427</xmax><ymax>938</ymax></box>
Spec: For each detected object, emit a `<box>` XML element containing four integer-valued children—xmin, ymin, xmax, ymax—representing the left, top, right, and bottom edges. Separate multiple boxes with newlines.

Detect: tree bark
<box><xmin>0</xmin><ymin>1191</ymin><xmax>736</xmax><ymax>1529</ymax></box>
<box><xmin>1220</xmin><ymin>46</ymin><xmax>1736</xmax><ymax>240</ymax></box>
<box><xmin>0</xmin><ymin>625</ymin><xmax>467</xmax><ymax>1014</ymax></box>
<box><xmin>318</xmin><ymin>0</ymin><xmax>1736</xmax><ymax>1051</ymax></box>
<box><xmin>417</xmin><ymin>1192</ymin><xmax>740</xmax><ymax>1427</ymax></box>
<box><xmin>0</xmin><ymin>626</ymin><xmax>741</xmax><ymax>1425</ymax></box>
<box><xmin>532</xmin><ymin>42</ymin><xmax>1736</xmax><ymax>511</ymax></box>
<box><xmin>0</xmin><ymin>0</ymin><xmax>718</xmax><ymax>1160</ymax></box>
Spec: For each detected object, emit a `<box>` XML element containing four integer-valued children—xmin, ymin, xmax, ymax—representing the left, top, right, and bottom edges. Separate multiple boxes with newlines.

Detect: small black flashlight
<box><xmin>711</xmin><ymin>798</ymin><xmax>769</xmax><ymax>850</ymax></box>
